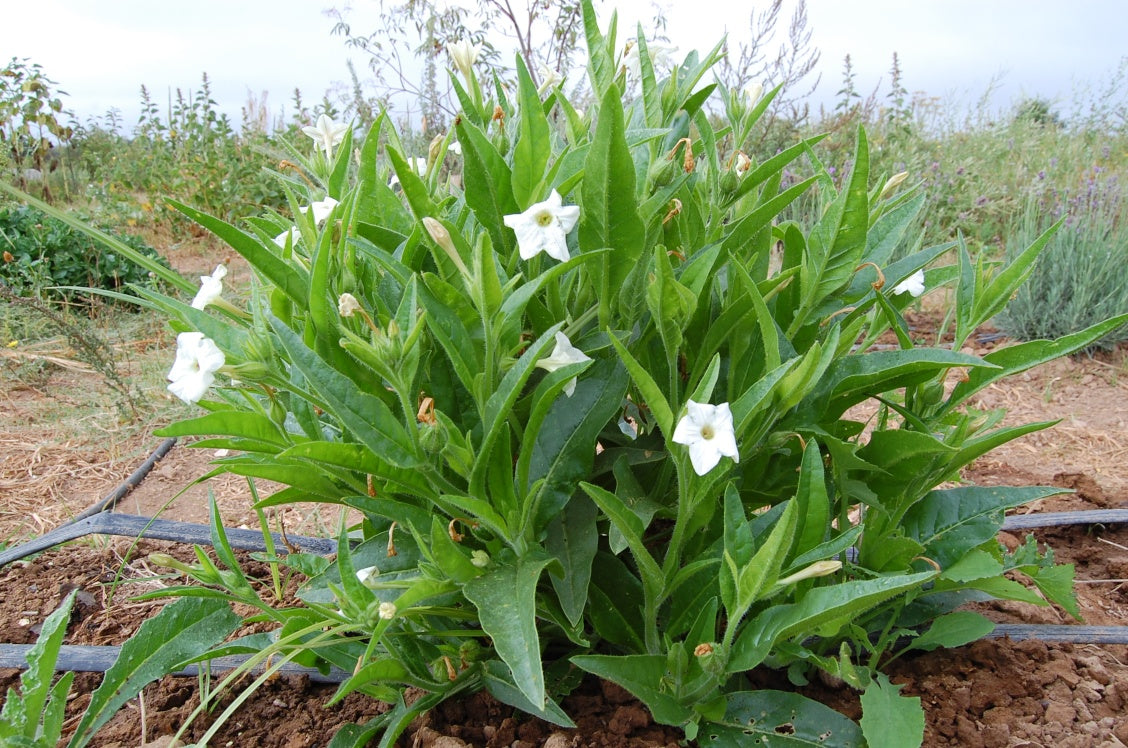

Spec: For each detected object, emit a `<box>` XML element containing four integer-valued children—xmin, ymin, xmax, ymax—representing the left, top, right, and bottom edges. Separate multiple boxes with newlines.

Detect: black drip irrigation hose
<box><xmin>72</xmin><ymin>437</ymin><xmax>178</xmax><ymax>521</ymax></box>
<box><xmin>1001</xmin><ymin>510</ymin><xmax>1128</xmax><ymax>531</ymax></box>
<box><xmin>0</xmin><ymin>644</ymin><xmax>351</xmax><ymax>684</ymax></box>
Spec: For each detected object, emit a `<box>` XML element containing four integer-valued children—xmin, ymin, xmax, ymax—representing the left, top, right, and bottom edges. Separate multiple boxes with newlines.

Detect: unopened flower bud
<box><xmin>745</xmin><ymin>82</ymin><xmax>764</xmax><ymax>106</ymax></box>
<box><xmin>378</xmin><ymin>601</ymin><xmax>397</xmax><ymax>620</ymax></box>
<box><xmin>470</xmin><ymin>550</ymin><xmax>490</xmax><ymax>568</ymax></box>
<box><xmin>879</xmin><ymin>171</ymin><xmax>909</xmax><ymax>200</ymax></box>
<box><xmin>719</xmin><ymin>170</ymin><xmax>739</xmax><ymax>195</ymax></box>
<box><xmin>777</xmin><ymin>560</ymin><xmax>842</xmax><ymax>587</ymax></box>
<box><xmin>648</xmin><ymin>156</ymin><xmax>678</xmax><ymax>187</ymax></box>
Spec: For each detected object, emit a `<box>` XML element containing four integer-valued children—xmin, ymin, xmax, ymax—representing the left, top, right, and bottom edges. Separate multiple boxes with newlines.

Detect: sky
<box><xmin>1</xmin><ymin>0</ymin><xmax>1124</xmax><ymax>131</ymax></box>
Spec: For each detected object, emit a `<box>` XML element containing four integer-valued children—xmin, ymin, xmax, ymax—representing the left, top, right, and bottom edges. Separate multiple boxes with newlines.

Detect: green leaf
<box><xmin>512</xmin><ymin>55</ymin><xmax>551</xmax><ymax>208</ymax></box>
<box><xmin>463</xmin><ymin>553</ymin><xmax>556</xmax><ymax>709</ymax></box>
<box><xmin>579</xmin><ymin>83</ymin><xmax>646</xmax><ymax>326</ymax></box>
<box><xmin>521</xmin><ymin>357</ymin><xmax>628</xmax><ymax>533</ymax></box>
<box><xmin>170</xmin><ymin>200</ymin><xmax>308</xmax><ymax>303</ymax></box>
<box><xmin>67</xmin><ymin>598</ymin><xmax>240</xmax><ymax>748</ymax></box>
<box><xmin>0</xmin><ymin>591</ymin><xmax>76</xmax><ymax>743</ymax></box>
<box><xmin>908</xmin><ymin>611</ymin><xmax>996</xmax><ymax>652</ymax></box>
<box><xmin>729</xmin><ymin>572</ymin><xmax>935</xmax><ymax>672</ymax></box>
<box><xmin>698</xmin><ymin>690</ymin><xmax>864</xmax><ymax>747</ymax></box>
<box><xmin>482</xmin><ymin>660</ymin><xmax>576</xmax><ymax>728</ymax></box>
<box><xmin>588</xmin><ymin>554</ymin><xmax>647</xmax><ymax>650</ymax></box>
<box><xmin>859</xmin><ymin>673</ymin><xmax>924</xmax><ymax>748</ymax></box>
<box><xmin>581</xmin><ymin>483</ymin><xmax>664</xmax><ymax>597</ymax></box>
<box><xmin>792</xmin><ymin>128</ymin><xmax>870</xmax><ymax>333</ymax></box>
<box><xmin>155</xmin><ymin>412</ymin><xmax>293</xmax><ymax>447</ymax></box>
<box><xmin>456</xmin><ymin>118</ymin><xmax>519</xmax><ymax>258</ymax></box>
<box><xmin>815</xmin><ymin>348</ymin><xmax>993</xmax><ymax>419</ymax></box>
<box><xmin>794</xmin><ymin>440</ymin><xmax>829</xmax><ymax>553</ymax></box>
<box><xmin>901</xmin><ymin>486</ymin><xmax>1064</xmax><ymax>569</ymax></box>
<box><xmin>386</xmin><ymin>146</ymin><xmax>436</xmax><ymax>221</ymax></box>
<box><xmin>608</xmin><ymin>333</ymin><xmax>674</xmax><ymax>438</ymax></box>
<box><xmin>545</xmin><ymin>494</ymin><xmax>599</xmax><ymax>628</ymax></box>
<box><xmin>943</xmin><ymin>313</ymin><xmax>1128</xmax><ymax>414</ymax></box>
<box><xmin>1021</xmin><ymin>563</ymin><xmax>1080</xmax><ymax>620</ymax></box>
<box><xmin>570</xmin><ymin>654</ymin><xmax>694</xmax><ymax>726</ymax></box>
<box><xmin>269</xmin><ymin>315</ymin><xmax>419</xmax><ymax>468</ymax></box>
<box><xmin>646</xmin><ymin>243</ymin><xmax>698</xmax><ymax>363</ymax></box>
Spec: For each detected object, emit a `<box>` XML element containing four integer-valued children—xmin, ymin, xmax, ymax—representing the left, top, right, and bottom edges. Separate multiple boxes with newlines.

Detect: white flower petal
<box><xmin>892</xmin><ymin>269</ymin><xmax>926</xmax><ymax>297</ymax></box>
<box><xmin>190</xmin><ymin>264</ymin><xmax>227</xmax><ymax>310</ymax></box>
<box><xmin>502</xmin><ymin>190</ymin><xmax>579</xmax><ymax>263</ymax></box>
<box><xmin>672</xmin><ymin>399</ymin><xmax>739</xmax><ymax>476</ymax></box>
<box><xmin>167</xmin><ymin>332</ymin><xmax>225</xmax><ymax>404</ymax></box>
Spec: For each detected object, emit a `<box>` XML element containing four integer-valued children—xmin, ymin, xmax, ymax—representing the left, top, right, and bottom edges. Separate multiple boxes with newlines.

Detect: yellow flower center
<box><xmin>535</xmin><ymin>210</ymin><xmax>554</xmax><ymax>227</ymax></box>
<box><xmin>700</xmin><ymin>424</ymin><xmax>715</xmax><ymax>440</ymax></box>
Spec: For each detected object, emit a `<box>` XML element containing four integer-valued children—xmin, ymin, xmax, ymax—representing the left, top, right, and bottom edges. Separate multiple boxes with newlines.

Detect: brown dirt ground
<box><xmin>3</xmin><ymin>289</ymin><xmax>1128</xmax><ymax>745</ymax></box>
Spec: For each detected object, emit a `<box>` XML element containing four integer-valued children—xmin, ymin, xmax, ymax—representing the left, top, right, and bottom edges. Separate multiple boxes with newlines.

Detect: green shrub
<box><xmin>997</xmin><ymin>183</ymin><xmax>1128</xmax><ymax>350</ymax></box>
<box><xmin>0</xmin><ymin>204</ymin><xmax>168</xmax><ymax>301</ymax></box>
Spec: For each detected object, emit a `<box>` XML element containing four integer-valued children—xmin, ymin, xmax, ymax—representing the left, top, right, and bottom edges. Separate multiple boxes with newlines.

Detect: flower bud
<box><xmin>879</xmin><ymin>171</ymin><xmax>909</xmax><ymax>200</ymax></box>
<box><xmin>648</xmin><ymin>157</ymin><xmax>678</xmax><ymax>187</ymax></box>
<box><xmin>378</xmin><ymin>601</ymin><xmax>397</xmax><ymax>620</ymax></box>
<box><xmin>776</xmin><ymin>560</ymin><xmax>842</xmax><ymax>587</ymax></box>
<box><xmin>220</xmin><ymin>361</ymin><xmax>271</xmax><ymax>382</ymax></box>
<box><xmin>719</xmin><ymin>170</ymin><xmax>739</xmax><ymax>195</ymax></box>
<box><xmin>470</xmin><ymin>550</ymin><xmax>490</xmax><ymax>568</ymax></box>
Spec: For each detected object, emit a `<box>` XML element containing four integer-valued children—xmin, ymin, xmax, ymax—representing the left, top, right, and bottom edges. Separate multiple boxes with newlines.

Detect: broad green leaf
<box><xmin>729</xmin><ymin>572</ymin><xmax>935</xmax><ymax>672</ymax></box>
<box><xmin>270</xmin><ymin>316</ymin><xmax>419</xmax><ymax>468</ymax></box>
<box><xmin>1022</xmin><ymin>563</ymin><xmax>1080</xmax><ymax>619</ymax></box>
<box><xmin>570</xmin><ymin>654</ymin><xmax>694</xmax><ymax>726</ymax></box>
<box><xmin>386</xmin><ymin>146</ymin><xmax>436</xmax><ymax>221</ymax></box>
<box><xmin>794</xmin><ymin>440</ymin><xmax>829</xmax><ymax>553</ymax></box>
<box><xmin>907</xmin><ymin>611</ymin><xmax>996</xmax><ymax>652</ymax></box>
<box><xmin>901</xmin><ymin>486</ymin><xmax>1064</xmax><ymax>569</ymax></box>
<box><xmin>512</xmin><ymin>55</ymin><xmax>551</xmax><ymax>208</ymax></box>
<box><xmin>792</xmin><ymin>128</ymin><xmax>870</xmax><ymax>333</ymax></box>
<box><xmin>482</xmin><ymin>660</ymin><xmax>576</xmax><ymax>728</ymax></box>
<box><xmin>815</xmin><ymin>348</ymin><xmax>993</xmax><ymax>419</ymax></box>
<box><xmin>699</xmin><ymin>690</ymin><xmax>864</xmax><ymax>747</ymax></box>
<box><xmin>67</xmin><ymin>598</ymin><xmax>240</xmax><ymax>748</ymax></box>
<box><xmin>581</xmin><ymin>483</ymin><xmax>663</xmax><ymax>597</ymax></box>
<box><xmin>519</xmin><ymin>357</ymin><xmax>626</xmax><ymax>531</ymax></box>
<box><xmin>171</xmin><ymin>200</ymin><xmax>308</xmax><ymax>303</ymax></box>
<box><xmin>545</xmin><ymin>495</ymin><xmax>599</xmax><ymax>628</ymax></box>
<box><xmin>463</xmin><ymin>553</ymin><xmax>556</xmax><ymax>708</ymax></box>
<box><xmin>456</xmin><ymin>117</ymin><xmax>518</xmax><ymax>257</ymax></box>
<box><xmin>608</xmin><ymin>332</ymin><xmax>674</xmax><ymax>438</ymax></box>
<box><xmin>155</xmin><ymin>412</ymin><xmax>293</xmax><ymax>447</ymax></box>
<box><xmin>581</xmin><ymin>0</ymin><xmax>615</xmax><ymax>96</ymax></box>
<box><xmin>579</xmin><ymin>83</ymin><xmax>646</xmax><ymax>326</ymax></box>
<box><xmin>942</xmin><ymin>313</ymin><xmax>1128</xmax><ymax>414</ymax></box>
<box><xmin>859</xmin><ymin>674</ymin><xmax>924</xmax><ymax>748</ymax></box>
<box><xmin>589</xmin><ymin>552</ymin><xmax>647</xmax><ymax>650</ymax></box>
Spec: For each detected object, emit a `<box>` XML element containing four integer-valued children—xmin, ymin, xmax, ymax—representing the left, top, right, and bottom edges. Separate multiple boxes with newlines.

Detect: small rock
<box><xmin>542</xmin><ymin>733</ymin><xmax>572</xmax><ymax>748</ymax></box>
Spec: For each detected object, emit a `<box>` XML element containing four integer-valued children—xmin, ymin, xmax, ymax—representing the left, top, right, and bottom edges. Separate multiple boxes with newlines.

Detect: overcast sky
<box><xmin>2</xmin><ymin>0</ymin><xmax>1124</xmax><ymax>130</ymax></box>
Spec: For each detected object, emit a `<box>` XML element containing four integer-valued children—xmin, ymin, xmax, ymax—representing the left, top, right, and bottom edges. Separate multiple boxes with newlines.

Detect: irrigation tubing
<box><xmin>0</xmin><ymin>513</ymin><xmax>337</xmax><ymax>567</ymax></box>
<box><xmin>71</xmin><ymin>437</ymin><xmax>179</xmax><ymax>521</ymax></box>
<box><xmin>0</xmin><ymin>645</ymin><xmax>351</xmax><ymax>684</ymax></box>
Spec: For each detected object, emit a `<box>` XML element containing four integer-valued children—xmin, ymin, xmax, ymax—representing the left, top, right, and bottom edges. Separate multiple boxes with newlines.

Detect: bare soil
<box><xmin>2</xmin><ymin>295</ymin><xmax>1128</xmax><ymax>746</ymax></box>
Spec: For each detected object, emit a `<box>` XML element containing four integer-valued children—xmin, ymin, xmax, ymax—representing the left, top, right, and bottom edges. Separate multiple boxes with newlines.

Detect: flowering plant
<box><xmin>25</xmin><ymin>3</ymin><xmax>1128</xmax><ymax>745</ymax></box>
